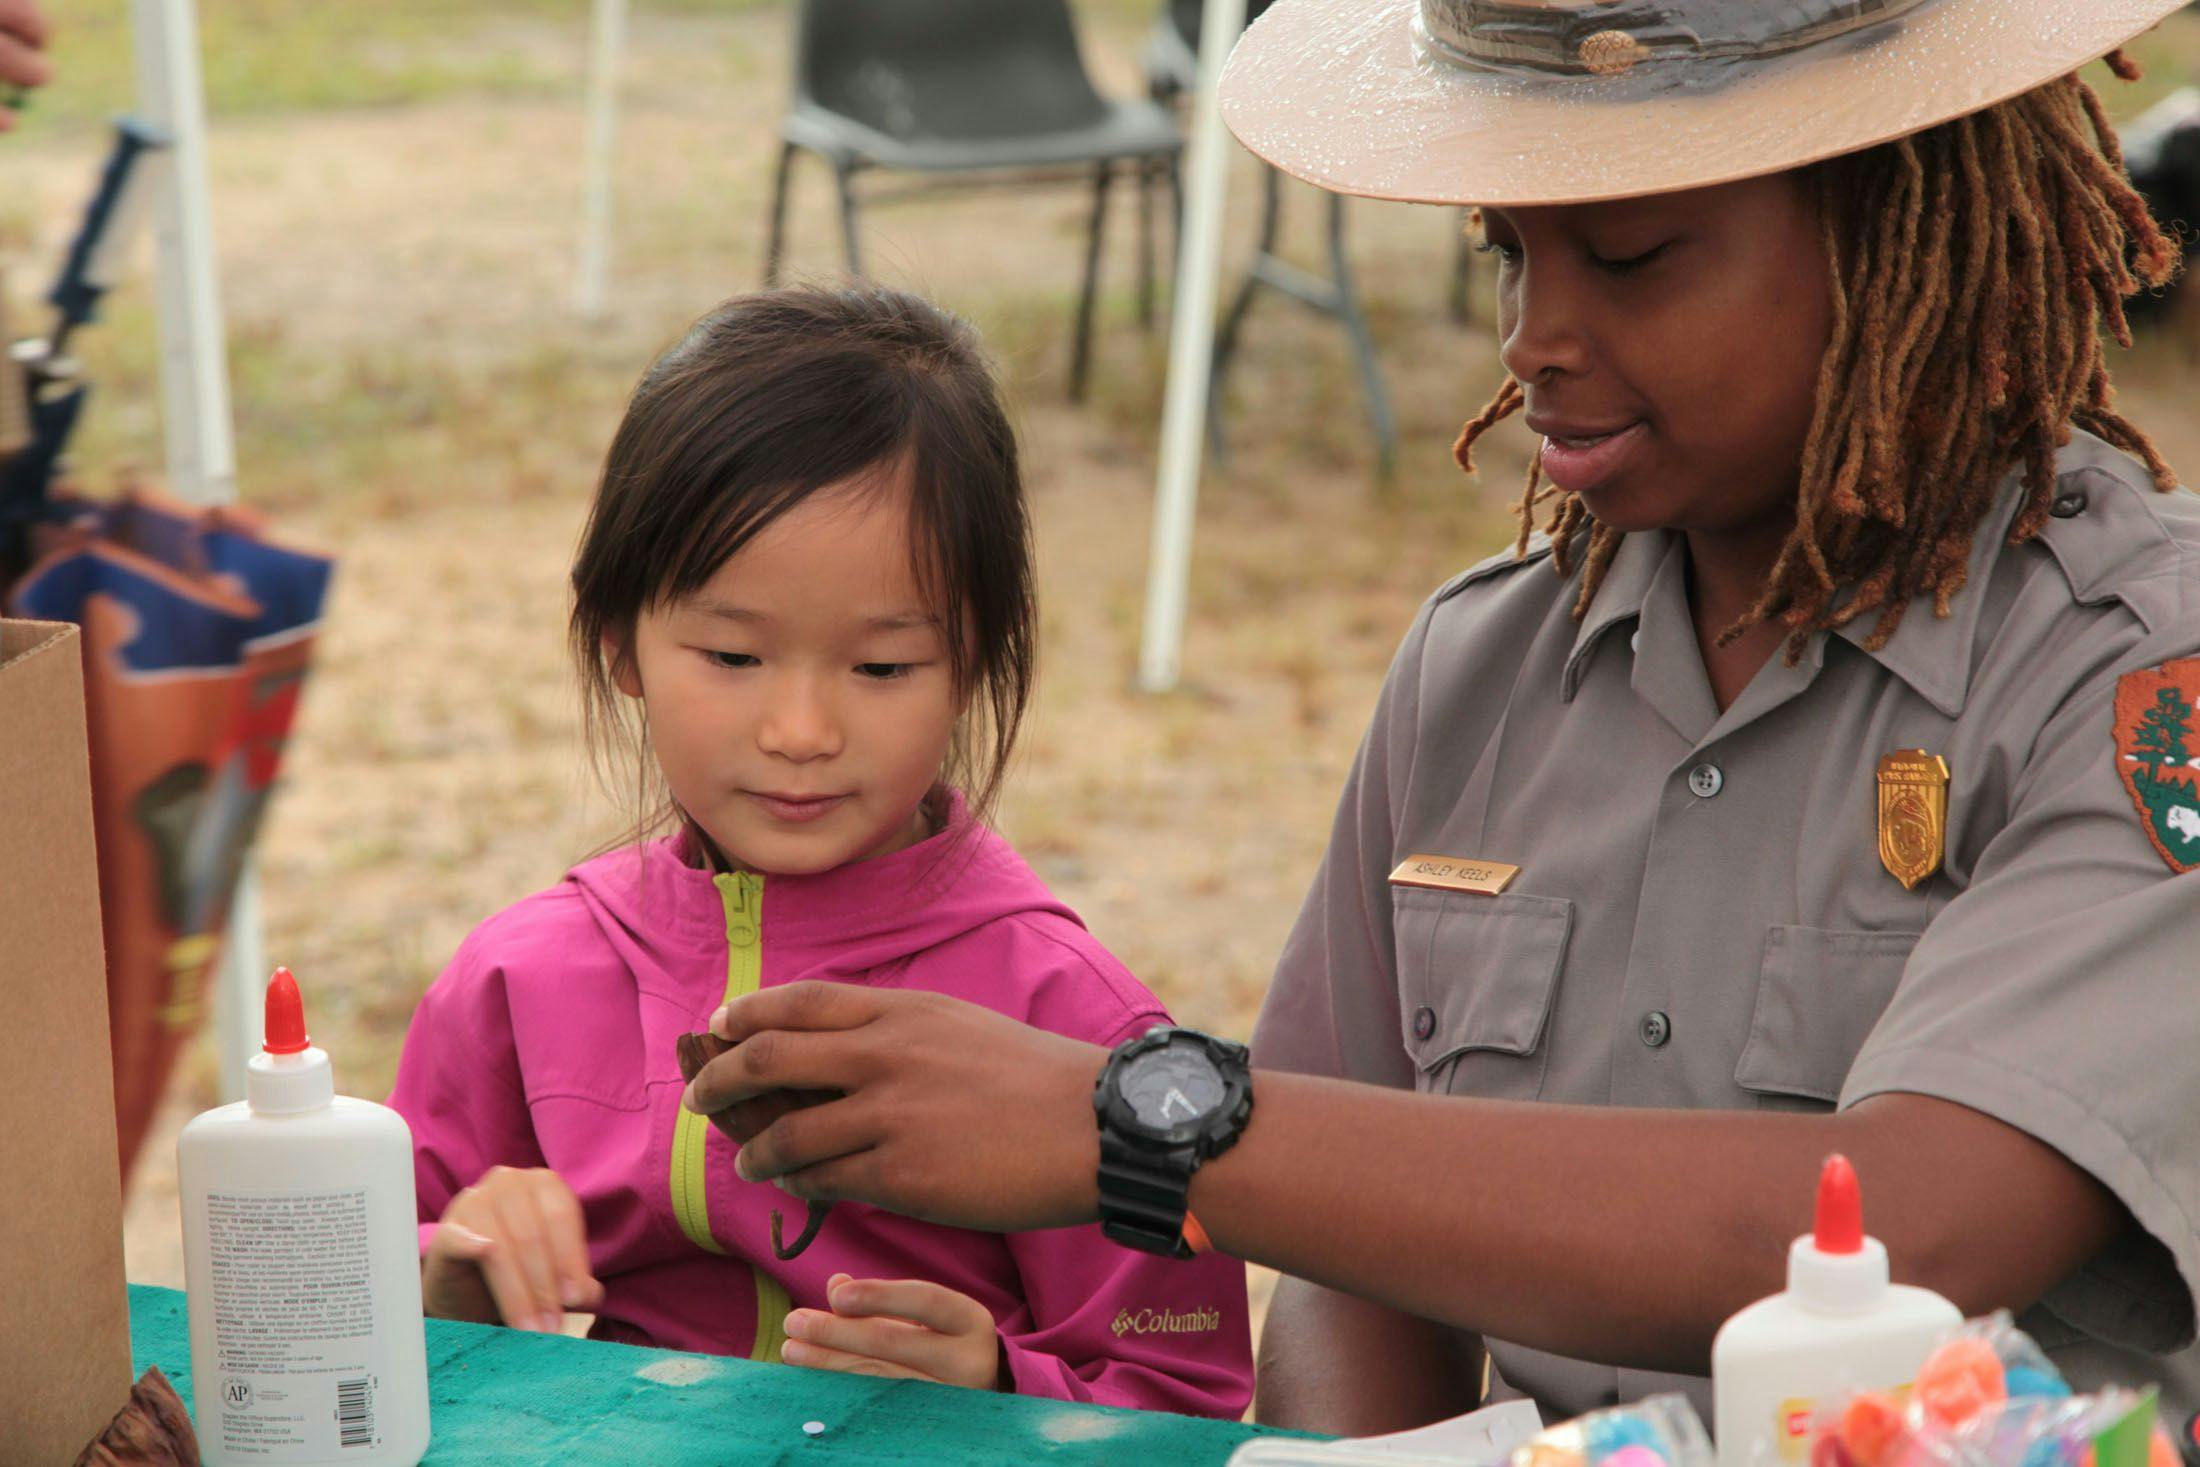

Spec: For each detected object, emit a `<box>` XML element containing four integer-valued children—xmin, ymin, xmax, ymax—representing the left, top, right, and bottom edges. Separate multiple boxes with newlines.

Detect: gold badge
<box><xmin>1876</xmin><ymin>751</ymin><xmax>1950</xmax><ymax>890</ymax></box>
<box><xmin>1388</xmin><ymin>854</ymin><xmax>1520</xmax><ymax>897</ymax></box>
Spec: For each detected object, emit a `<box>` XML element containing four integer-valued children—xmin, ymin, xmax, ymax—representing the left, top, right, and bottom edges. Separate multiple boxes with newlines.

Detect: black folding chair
<box><xmin>765</xmin><ymin>0</ymin><xmax>1184</xmax><ymax>401</ymax></box>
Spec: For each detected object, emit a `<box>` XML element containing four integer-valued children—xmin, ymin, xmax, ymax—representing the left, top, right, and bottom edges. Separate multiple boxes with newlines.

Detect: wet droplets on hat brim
<box><xmin>1219</xmin><ymin>0</ymin><xmax>2191</xmax><ymax>208</ymax></box>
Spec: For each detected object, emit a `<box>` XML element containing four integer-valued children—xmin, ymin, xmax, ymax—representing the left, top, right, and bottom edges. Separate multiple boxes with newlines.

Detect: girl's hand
<box><xmin>422</xmin><ymin>1165</ymin><xmax>605</xmax><ymax>1332</ymax></box>
<box><xmin>683</xmin><ymin>983</ymin><xmax>1106</xmax><ymax>1233</ymax></box>
<box><xmin>782</xmin><ymin>1273</ymin><xmax>1003</xmax><ymax>1390</ymax></box>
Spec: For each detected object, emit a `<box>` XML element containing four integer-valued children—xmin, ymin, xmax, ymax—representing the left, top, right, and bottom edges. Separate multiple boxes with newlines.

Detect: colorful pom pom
<box><xmin>1842</xmin><ymin>1391</ymin><xmax>1911</xmax><ymax>1467</ymax></box>
<box><xmin>1917</xmin><ymin>1337</ymin><xmax>2007</xmax><ymax>1428</ymax></box>
<box><xmin>2005</xmin><ymin>1367</ymin><xmax>2072</xmax><ymax>1401</ymax></box>
<box><xmin>1589</xmin><ymin>1417</ymin><xmax>1668</xmax><ymax>1463</ymax></box>
<box><xmin>1523</xmin><ymin>1444</ymin><xmax>1588</xmax><ymax>1467</ymax></box>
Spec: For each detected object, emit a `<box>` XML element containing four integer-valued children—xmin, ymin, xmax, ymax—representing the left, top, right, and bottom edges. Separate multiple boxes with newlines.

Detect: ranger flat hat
<box><xmin>1218</xmin><ymin>0</ymin><xmax>2190</xmax><ymax>206</ymax></box>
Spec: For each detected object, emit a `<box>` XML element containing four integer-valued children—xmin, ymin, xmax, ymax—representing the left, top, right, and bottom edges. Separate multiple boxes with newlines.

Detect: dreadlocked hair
<box><xmin>1452</xmin><ymin>55</ymin><xmax>2182</xmax><ymax>659</ymax></box>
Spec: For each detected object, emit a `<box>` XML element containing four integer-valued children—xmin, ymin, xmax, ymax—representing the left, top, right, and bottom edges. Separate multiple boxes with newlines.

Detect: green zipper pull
<box><xmin>721</xmin><ymin>871</ymin><xmax>761</xmax><ymax>949</ymax></box>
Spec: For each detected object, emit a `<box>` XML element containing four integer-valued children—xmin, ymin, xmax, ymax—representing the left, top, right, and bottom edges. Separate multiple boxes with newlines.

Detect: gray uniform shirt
<box><xmin>1254</xmin><ymin>431</ymin><xmax>2200</xmax><ymax>1422</ymax></box>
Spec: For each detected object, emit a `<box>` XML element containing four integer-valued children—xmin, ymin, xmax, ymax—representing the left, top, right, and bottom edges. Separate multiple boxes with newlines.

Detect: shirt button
<box><xmin>1639</xmin><ymin>1011</ymin><xmax>1672</xmax><ymax>1048</ymax></box>
<box><xmin>2050</xmin><ymin>489</ymin><xmax>2089</xmax><ymax>518</ymax></box>
<box><xmin>1412</xmin><ymin>1006</ymin><xmax>1436</xmax><ymax>1041</ymax></box>
<box><xmin>1687</xmin><ymin>763</ymin><xmax>1724</xmax><ymax>798</ymax></box>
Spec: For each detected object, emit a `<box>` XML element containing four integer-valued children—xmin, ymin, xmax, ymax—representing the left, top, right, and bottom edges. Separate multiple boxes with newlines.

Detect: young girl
<box><xmin>677</xmin><ymin>0</ymin><xmax>2200</xmax><ymax>1438</ymax></box>
<box><xmin>386</xmin><ymin>285</ymin><xmax>1252</xmax><ymax>1416</ymax></box>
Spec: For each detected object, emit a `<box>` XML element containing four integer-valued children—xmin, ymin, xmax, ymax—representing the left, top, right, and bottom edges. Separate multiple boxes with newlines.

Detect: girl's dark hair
<box><xmin>1457</xmin><ymin>55</ymin><xmax>2180</xmax><ymax>661</ymax></box>
<box><xmin>570</xmin><ymin>285</ymin><xmax>1035</xmax><ymax>842</ymax></box>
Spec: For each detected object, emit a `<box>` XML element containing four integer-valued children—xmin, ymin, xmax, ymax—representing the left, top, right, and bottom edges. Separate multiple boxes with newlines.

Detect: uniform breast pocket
<box><xmin>1734</xmin><ymin>926</ymin><xmax>1919</xmax><ymax>1112</ymax></box>
<box><xmin>1394</xmin><ymin>889</ymin><xmax>1573</xmax><ymax>1101</ymax></box>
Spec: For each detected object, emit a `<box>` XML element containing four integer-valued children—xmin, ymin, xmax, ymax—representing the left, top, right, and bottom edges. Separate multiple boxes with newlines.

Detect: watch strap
<box><xmin>1097</xmin><ymin>1131</ymin><xmax>1196</xmax><ymax>1260</ymax></box>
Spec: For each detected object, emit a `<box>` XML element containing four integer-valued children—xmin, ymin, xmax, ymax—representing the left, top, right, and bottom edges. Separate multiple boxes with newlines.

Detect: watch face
<box><xmin>1120</xmin><ymin>1043</ymin><xmax>1226</xmax><ymax>1134</ymax></box>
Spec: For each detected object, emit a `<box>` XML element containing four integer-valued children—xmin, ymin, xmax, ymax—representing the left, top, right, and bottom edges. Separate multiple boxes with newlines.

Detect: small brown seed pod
<box><xmin>676</xmin><ymin>1031</ymin><xmax>831</xmax><ymax>1260</ymax></box>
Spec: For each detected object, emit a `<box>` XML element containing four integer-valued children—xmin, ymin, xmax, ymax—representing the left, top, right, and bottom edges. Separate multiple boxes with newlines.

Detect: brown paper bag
<box><xmin>0</xmin><ymin>619</ymin><xmax>132</xmax><ymax>1464</ymax></box>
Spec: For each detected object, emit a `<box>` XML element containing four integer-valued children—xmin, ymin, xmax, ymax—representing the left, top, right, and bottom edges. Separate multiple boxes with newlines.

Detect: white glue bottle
<box><xmin>1712</xmin><ymin>1154</ymin><xmax>1961</xmax><ymax>1467</ymax></box>
<box><xmin>178</xmin><ymin>968</ymin><xmax>430</xmax><ymax>1466</ymax></box>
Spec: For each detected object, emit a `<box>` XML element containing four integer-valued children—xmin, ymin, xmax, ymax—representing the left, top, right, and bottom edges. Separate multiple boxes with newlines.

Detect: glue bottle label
<box><xmin>1776</xmin><ymin>1397</ymin><xmax>1817</xmax><ymax>1461</ymax></box>
<box><xmin>1775</xmin><ymin>1384</ymin><xmax>1914</xmax><ymax>1463</ymax></box>
<box><xmin>199</xmin><ymin>1187</ymin><xmax>390</xmax><ymax>1456</ymax></box>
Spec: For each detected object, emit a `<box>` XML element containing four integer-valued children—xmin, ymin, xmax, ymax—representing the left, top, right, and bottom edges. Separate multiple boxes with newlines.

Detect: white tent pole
<box><xmin>131</xmin><ymin>0</ymin><xmax>261</xmax><ymax>1102</ymax></box>
<box><xmin>131</xmin><ymin>0</ymin><xmax>234</xmax><ymax>504</ymax></box>
<box><xmin>575</xmin><ymin>0</ymin><xmax>630</xmax><ymax>317</ymax></box>
<box><xmin>1136</xmin><ymin>0</ymin><xmax>1245</xmax><ymax>694</ymax></box>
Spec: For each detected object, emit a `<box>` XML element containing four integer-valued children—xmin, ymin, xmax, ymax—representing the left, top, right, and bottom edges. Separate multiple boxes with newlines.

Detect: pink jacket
<box><xmin>386</xmin><ymin>798</ymin><xmax>1252</xmax><ymax>1418</ymax></box>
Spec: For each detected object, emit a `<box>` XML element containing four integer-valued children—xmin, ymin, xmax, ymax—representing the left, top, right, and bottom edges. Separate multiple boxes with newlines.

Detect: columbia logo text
<box><xmin>1110</xmin><ymin>1307</ymin><xmax>1223</xmax><ymax>1338</ymax></box>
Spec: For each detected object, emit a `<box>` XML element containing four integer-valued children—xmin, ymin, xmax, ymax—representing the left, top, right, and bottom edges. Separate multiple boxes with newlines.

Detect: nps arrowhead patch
<box><xmin>2113</xmin><ymin>658</ymin><xmax>2200</xmax><ymax>875</ymax></box>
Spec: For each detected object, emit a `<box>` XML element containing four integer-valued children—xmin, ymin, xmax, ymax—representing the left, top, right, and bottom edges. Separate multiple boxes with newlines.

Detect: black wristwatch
<box><xmin>1091</xmin><ymin>1027</ymin><xmax>1254</xmax><ymax>1259</ymax></box>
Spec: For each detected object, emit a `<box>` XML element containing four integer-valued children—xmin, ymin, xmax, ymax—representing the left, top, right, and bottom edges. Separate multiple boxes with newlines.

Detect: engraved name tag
<box><xmin>1387</xmin><ymin>854</ymin><xmax>1521</xmax><ymax>896</ymax></box>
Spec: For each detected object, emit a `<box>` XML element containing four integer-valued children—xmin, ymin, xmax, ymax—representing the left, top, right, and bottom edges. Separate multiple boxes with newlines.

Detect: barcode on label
<box><xmin>337</xmin><ymin>1376</ymin><xmax>374</xmax><ymax>1448</ymax></box>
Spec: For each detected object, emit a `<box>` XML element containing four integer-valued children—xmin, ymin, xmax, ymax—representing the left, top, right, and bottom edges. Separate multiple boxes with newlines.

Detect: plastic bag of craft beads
<box><xmin>1511</xmin><ymin>1393</ymin><xmax>1716</xmax><ymax>1467</ymax></box>
<box><xmin>1813</xmin><ymin>1310</ymin><xmax>2176</xmax><ymax>1467</ymax></box>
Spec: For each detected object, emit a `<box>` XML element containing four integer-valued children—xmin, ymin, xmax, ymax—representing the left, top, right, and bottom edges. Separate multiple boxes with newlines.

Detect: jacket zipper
<box><xmin>667</xmin><ymin>870</ymin><xmax>789</xmax><ymax>1362</ymax></box>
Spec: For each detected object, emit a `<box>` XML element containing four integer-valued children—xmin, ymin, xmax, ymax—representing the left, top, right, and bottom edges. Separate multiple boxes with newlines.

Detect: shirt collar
<box><xmin>1560</xmin><ymin>529</ymin><xmax>1666</xmax><ymax>702</ymax></box>
<box><xmin>1824</xmin><ymin>476</ymin><xmax>2026</xmax><ymax>718</ymax></box>
<box><xmin>1558</xmin><ymin>476</ymin><xmax>2028</xmax><ymax>718</ymax></box>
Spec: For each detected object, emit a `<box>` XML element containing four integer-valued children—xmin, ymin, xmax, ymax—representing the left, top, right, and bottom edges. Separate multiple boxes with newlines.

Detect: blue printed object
<box><xmin>1589</xmin><ymin>1414</ymin><xmax>1671</xmax><ymax>1464</ymax></box>
<box><xmin>2007</xmin><ymin>1367</ymin><xmax>2074</xmax><ymax>1400</ymax></box>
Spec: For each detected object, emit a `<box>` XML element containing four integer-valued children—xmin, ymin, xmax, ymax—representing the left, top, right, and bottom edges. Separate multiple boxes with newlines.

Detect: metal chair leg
<box><xmin>1326</xmin><ymin>192</ymin><xmax>1399</xmax><ymax>481</ymax></box>
<box><xmin>764</xmin><ymin>140</ymin><xmax>797</xmax><ymax>288</ymax></box>
<box><xmin>1137</xmin><ymin>157</ymin><xmax>1156</xmax><ymax>332</ymax></box>
<box><xmin>1070</xmin><ymin>161</ymin><xmax>1113</xmax><ymax>402</ymax></box>
<box><xmin>1206</xmin><ymin>166</ymin><xmax>1283</xmax><ymax>463</ymax></box>
<box><xmin>835</xmin><ymin>163</ymin><xmax>864</xmax><ymax>278</ymax></box>
<box><xmin>1166</xmin><ymin>153</ymin><xmax>1184</xmax><ymax>284</ymax></box>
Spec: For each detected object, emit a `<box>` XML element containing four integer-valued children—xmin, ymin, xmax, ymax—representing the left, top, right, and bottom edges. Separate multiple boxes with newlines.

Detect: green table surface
<box><xmin>130</xmin><ymin>1284</ymin><xmax>1312</xmax><ymax>1465</ymax></box>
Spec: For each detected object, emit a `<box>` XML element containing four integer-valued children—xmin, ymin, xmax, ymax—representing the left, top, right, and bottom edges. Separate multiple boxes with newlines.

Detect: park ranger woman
<box><xmin>681</xmin><ymin>0</ymin><xmax>2200</xmax><ymax>1437</ymax></box>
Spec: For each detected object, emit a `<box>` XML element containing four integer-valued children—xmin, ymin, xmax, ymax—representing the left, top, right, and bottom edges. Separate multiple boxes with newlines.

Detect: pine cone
<box><xmin>74</xmin><ymin>1366</ymin><xmax>199</xmax><ymax>1466</ymax></box>
<box><xmin>674</xmin><ymin>1029</ymin><xmax>736</xmax><ymax>1085</ymax></box>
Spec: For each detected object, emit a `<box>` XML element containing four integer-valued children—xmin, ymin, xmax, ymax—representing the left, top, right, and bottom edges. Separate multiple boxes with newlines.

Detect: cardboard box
<box><xmin>0</xmin><ymin>619</ymin><xmax>132</xmax><ymax>1464</ymax></box>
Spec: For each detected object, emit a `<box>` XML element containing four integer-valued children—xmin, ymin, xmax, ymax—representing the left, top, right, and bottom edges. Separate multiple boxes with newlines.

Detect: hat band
<box><xmin>1419</xmin><ymin>0</ymin><xmax>1931</xmax><ymax>77</ymax></box>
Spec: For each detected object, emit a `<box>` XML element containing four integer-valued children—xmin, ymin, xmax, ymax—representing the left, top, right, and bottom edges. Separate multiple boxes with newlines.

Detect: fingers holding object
<box><xmin>709</xmin><ymin>981</ymin><xmax>888</xmax><ymax>1045</ymax></box>
<box><xmin>682</xmin><ymin>1027</ymin><xmax>855</xmax><ymax>1116</ymax></box>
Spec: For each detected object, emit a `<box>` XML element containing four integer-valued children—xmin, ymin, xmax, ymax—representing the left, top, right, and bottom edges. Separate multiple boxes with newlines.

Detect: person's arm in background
<box><xmin>0</xmin><ymin>0</ymin><xmax>52</xmax><ymax>130</ymax></box>
<box><xmin>1258</xmin><ymin>1280</ymin><xmax>1485</xmax><ymax>1434</ymax></box>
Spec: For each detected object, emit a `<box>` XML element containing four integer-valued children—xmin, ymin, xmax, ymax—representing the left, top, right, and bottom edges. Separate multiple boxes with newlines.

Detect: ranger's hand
<box><xmin>683</xmin><ymin>983</ymin><xmax>1105</xmax><ymax>1233</ymax></box>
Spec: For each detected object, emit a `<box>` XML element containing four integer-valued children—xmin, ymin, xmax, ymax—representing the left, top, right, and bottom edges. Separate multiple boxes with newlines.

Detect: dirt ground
<box><xmin>8</xmin><ymin>0</ymin><xmax>2197</xmax><ymax>1356</ymax></box>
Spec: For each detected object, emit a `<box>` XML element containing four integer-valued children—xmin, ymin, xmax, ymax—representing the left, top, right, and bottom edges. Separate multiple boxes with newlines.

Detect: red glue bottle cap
<box><xmin>1788</xmin><ymin>1152</ymin><xmax>1888</xmax><ymax>1309</ymax></box>
<box><xmin>1814</xmin><ymin>1154</ymin><xmax>1865</xmax><ymax>1255</ymax></box>
<box><xmin>263</xmin><ymin>967</ymin><xmax>311</xmax><ymax>1055</ymax></box>
<box><xmin>245</xmin><ymin>967</ymin><xmax>333</xmax><ymax>1113</ymax></box>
